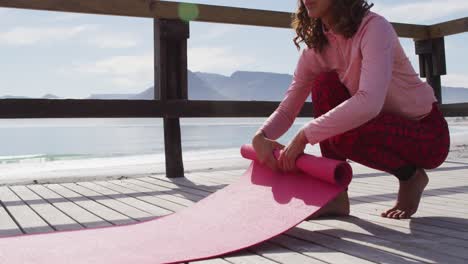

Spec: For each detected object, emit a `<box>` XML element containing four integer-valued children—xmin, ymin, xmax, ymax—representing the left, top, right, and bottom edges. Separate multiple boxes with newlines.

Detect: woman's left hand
<box><xmin>277</xmin><ymin>129</ymin><xmax>308</xmax><ymax>173</ymax></box>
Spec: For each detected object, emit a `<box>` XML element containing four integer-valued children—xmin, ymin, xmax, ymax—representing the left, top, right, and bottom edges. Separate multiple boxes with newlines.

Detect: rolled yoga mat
<box><xmin>0</xmin><ymin>144</ymin><xmax>352</xmax><ymax>264</ymax></box>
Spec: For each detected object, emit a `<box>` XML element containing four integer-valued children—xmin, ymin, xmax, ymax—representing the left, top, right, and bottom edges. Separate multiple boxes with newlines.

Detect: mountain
<box><xmin>2</xmin><ymin>71</ymin><xmax>468</xmax><ymax>103</ymax></box>
<box><xmin>86</xmin><ymin>93</ymin><xmax>134</xmax><ymax>100</ymax></box>
<box><xmin>42</xmin><ymin>94</ymin><xmax>61</xmax><ymax>99</ymax></box>
<box><xmin>0</xmin><ymin>94</ymin><xmax>61</xmax><ymax>99</ymax></box>
<box><xmin>88</xmin><ymin>70</ymin><xmax>229</xmax><ymax>100</ymax></box>
<box><xmin>0</xmin><ymin>95</ymin><xmax>31</xmax><ymax>99</ymax></box>
<box><xmin>195</xmin><ymin>71</ymin><xmax>294</xmax><ymax>101</ymax></box>
<box><xmin>194</xmin><ymin>71</ymin><xmax>468</xmax><ymax>104</ymax></box>
<box><xmin>442</xmin><ymin>86</ymin><xmax>468</xmax><ymax>104</ymax></box>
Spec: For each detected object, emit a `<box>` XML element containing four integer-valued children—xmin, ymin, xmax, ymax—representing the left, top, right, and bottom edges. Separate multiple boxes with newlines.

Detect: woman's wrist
<box><xmin>253</xmin><ymin>130</ymin><xmax>266</xmax><ymax>143</ymax></box>
<box><xmin>255</xmin><ymin>129</ymin><xmax>266</xmax><ymax>138</ymax></box>
<box><xmin>298</xmin><ymin>129</ymin><xmax>308</xmax><ymax>145</ymax></box>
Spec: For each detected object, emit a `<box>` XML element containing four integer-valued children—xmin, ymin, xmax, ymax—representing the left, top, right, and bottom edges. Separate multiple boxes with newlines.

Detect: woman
<box><xmin>251</xmin><ymin>0</ymin><xmax>450</xmax><ymax>220</ymax></box>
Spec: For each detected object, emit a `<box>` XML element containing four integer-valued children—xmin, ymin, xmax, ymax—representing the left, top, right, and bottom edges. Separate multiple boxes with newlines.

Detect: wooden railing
<box><xmin>1</xmin><ymin>0</ymin><xmax>467</xmax><ymax>178</ymax></box>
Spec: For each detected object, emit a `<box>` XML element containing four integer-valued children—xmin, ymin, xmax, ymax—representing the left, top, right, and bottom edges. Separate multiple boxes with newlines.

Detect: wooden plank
<box><xmin>0</xmin><ymin>99</ymin><xmax>163</xmax><ymax>118</ymax></box>
<box><xmin>76</xmin><ymin>181</ymin><xmax>170</xmax><ymax>217</ymax></box>
<box><xmin>269</xmin><ymin>235</ymin><xmax>374</xmax><ymax>264</ymax></box>
<box><xmin>146</xmin><ymin>175</ymin><xmax>373</xmax><ymax>264</ymax></box>
<box><xmin>124</xmin><ymin>177</ymin><xmax>332</xmax><ymax>263</ymax></box>
<box><xmin>191</xmin><ymin>259</ymin><xmax>232</xmax><ymax>264</ymax></box>
<box><xmin>0</xmin><ymin>0</ymin><xmax>154</xmax><ymax>17</ymax></box>
<box><xmin>182</xmin><ymin>172</ymin><xmax>468</xmax><ymax>235</ymax></box>
<box><xmin>352</xmin><ymin>189</ymin><xmax>468</xmax><ymax>217</ymax></box>
<box><xmin>247</xmin><ymin>241</ymin><xmax>327</xmax><ymax>264</ymax></box>
<box><xmin>221</xmin><ymin>250</ymin><xmax>279</xmax><ymax>264</ymax></box>
<box><xmin>0</xmin><ymin>0</ymin><xmax>432</xmax><ymax>39</ymax></box>
<box><xmin>288</xmin><ymin>228</ymin><xmax>421</xmax><ymax>263</ymax></box>
<box><xmin>101</xmin><ymin>182</ymin><xmax>294</xmax><ymax>263</ymax></box>
<box><xmin>341</xmin><ymin>175</ymin><xmax>468</xmax><ymax>227</ymax></box>
<box><xmin>165</xmin><ymin>170</ymin><xmax>468</xmax><ymax>239</ymax></box>
<box><xmin>292</xmin><ymin>221</ymin><xmax>466</xmax><ymax>264</ymax></box>
<box><xmin>308</xmin><ymin>217</ymin><xmax>468</xmax><ymax>260</ymax></box>
<box><xmin>430</xmin><ymin>17</ymin><xmax>468</xmax><ymax>38</ymax></box>
<box><xmin>349</xmin><ymin>194</ymin><xmax>468</xmax><ymax>231</ymax></box>
<box><xmin>414</xmin><ymin>37</ymin><xmax>446</xmax><ymax>103</ymax></box>
<box><xmin>0</xmin><ymin>203</ymin><xmax>22</xmax><ymax>237</ymax></box>
<box><xmin>137</xmin><ymin>177</ymin><xmax>215</xmax><ymax>197</ymax></box>
<box><xmin>45</xmin><ymin>184</ymin><xmax>134</xmax><ymax>225</ymax></box>
<box><xmin>440</xmin><ymin>103</ymin><xmax>468</xmax><ymax>117</ymax></box>
<box><xmin>28</xmin><ymin>184</ymin><xmax>111</xmax><ymax>228</ymax></box>
<box><xmin>351</xmin><ymin>201</ymin><xmax>468</xmax><ymax>238</ymax></box>
<box><xmin>348</xmin><ymin>211</ymin><xmax>468</xmax><ymax>248</ymax></box>
<box><xmin>0</xmin><ymin>0</ymin><xmax>291</xmax><ymax>28</ymax></box>
<box><xmin>350</xmin><ymin>175</ymin><xmax>468</xmax><ymax>210</ymax></box>
<box><xmin>1</xmin><ymin>99</ymin><xmax>467</xmax><ymax>118</ymax></box>
<box><xmin>99</xmin><ymin>180</ymin><xmax>187</xmax><ymax>212</ymax></box>
<box><xmin>125</xmin><ymin>179</ymin><xmax>202</xmax><ymax>206</ymax></box>
<box><xmin>0</xmin><ymin>186</ymin><xmax>53</xmax><ymax>234</ymax></box>
<box><xmin>60</xmin><ymin>183</ymin><xmax>153</xmax><ymax>221</ymax></box>
<box><xmin>0</xmin><ymin>99</ymin><xmax>309</xmax><ymax>118</ymax></box>
<box><xmin>196</xmin><ymin>168</ymin><xmax>468</xmax><ymax>226</ymax></box>
<box><xmin>155</xmin><ymin>171</ymin><xmax>468</xmax><ymax>263</ymax></box>
<box><xmin>162</xmin><ymin>167</ymin><xmax>466</xmax><ymax>241</ymax></box>
<box><xmin>391</xmin><ymin>22</ymin><xmax>430</xmax><ymax>39</ymax></box>
<box><xmin>9</xmin><ymin>185</ymin><xmax>82</xmax><ymax>231</ymax></box>
<box><xmin>351</xmin><ymin>180</ymin><xmax>468</xmax><ymax>209</ymax></box>
<box><xmin>155</xmin><ymin>18</ymin><xmax>188</xmax><ymax>179</ymax></box>
<box><xmin>149</xmin><ymin>174</ymin><xmax>376</xmax><ymax>263</ymax></box>
<box><xmin>351</xmin><ymin>177</ymin><xmax>468</xmax><ymax>204</ymax></box>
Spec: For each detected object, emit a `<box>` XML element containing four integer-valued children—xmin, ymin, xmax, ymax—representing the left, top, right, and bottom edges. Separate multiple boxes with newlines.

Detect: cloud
<box><xmin>373</xmin><ymin>0</ymin><xmax>468</xmax><ymax>24</ymax></box>
<box><xmin>86</xmin><ymin>33</ymin><xmax>139</xmax><ymax>49</ymax></box>
<box><xmin>49</xmin><ymin>13</ymin><xmax>87</xmax><ymax>22</ymax></box>
<box><xmin>71</xmin><ymin>54</ymin><xmax>154</xmax><ymax>88</ymax></box>
<box><xmin>188</xmin><ymin>46</ymin><xmax>255</xmax><ymax>75</ymax></box>
<box><xmin>0</xmin><ymin>25</ymin><xmax>93</xmax><ymax>45</ymax></box>
<box><xmin>442</xmin><ymin>73</ymin><xmax>468</xmax><ymax>88</ymax></box>
<box><xmin>63</xmin><ymin>46</ymin><xmax>256</xmax><ymax>88</ymax></box>
<box><xmin>0</xmin><ymin>24</ymin><xmax>139</xmax><ymax>48</ymax></box>
<box><xmin>192</xmin><ymin>23</ymin><xmax>240</xmax><ymax>42</ymax></box>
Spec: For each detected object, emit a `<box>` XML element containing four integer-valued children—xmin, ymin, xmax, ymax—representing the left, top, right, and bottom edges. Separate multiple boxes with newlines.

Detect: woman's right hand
<box><xmin>252</xmin><ymin>132</ymin><xmax>285</xmax><ymax>172</ymax></box>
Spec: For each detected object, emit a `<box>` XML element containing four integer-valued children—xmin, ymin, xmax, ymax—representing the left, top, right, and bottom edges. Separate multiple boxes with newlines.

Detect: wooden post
<box><xmin>414</xmin><ymin>37</ymin><xmax>446</xmax><ymax>103</ymax></box>
<box><xmin>154</xmin><ymin>19</ymin><xmax>189</xmax><ymax>178</ymax></box>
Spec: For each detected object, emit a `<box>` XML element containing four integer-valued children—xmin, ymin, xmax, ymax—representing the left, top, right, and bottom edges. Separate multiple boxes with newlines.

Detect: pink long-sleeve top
<box><xmin>258</xmin><ymin>11</ymin><xmax>437</xmax><ymax>146</ymax></box>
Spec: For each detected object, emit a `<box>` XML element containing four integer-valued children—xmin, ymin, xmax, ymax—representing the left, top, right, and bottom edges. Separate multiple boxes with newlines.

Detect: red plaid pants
<box><xmin>312</xmin><ymin>71</ymin><xmax>450</xmax><ymax>181</ymax></box>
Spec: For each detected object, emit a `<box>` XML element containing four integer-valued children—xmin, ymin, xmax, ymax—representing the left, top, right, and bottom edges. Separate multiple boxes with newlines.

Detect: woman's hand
<box><xmin>252</xmin><ymin>131</ymin><xmax>285</xmax><ymax>172</ymax></box>
<box><xmin>277</xmin><ymin>129</ymin><xmax>308</xmax><ymax>172</ymax></box>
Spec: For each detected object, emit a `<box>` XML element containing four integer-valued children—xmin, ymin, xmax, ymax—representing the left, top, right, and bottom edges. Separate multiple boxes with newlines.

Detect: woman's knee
<box><xmin>329</xmin><ymin>131</ymin><xmax>358</xmax><ymax>157</ymax></box>
<box><xmin>312</xmin><ymin>71</ymin><xmax>341</xmax><ymax>96</ymax></box>
<box><xmin>311</xmin><ymin>71</ymin><xmax>350</xmax><ymax>116</ymax></box>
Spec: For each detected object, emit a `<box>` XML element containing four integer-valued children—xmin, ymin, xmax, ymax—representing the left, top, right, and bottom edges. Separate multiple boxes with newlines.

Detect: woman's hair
<box><xmin>292</xmin><ymin>0</ymin><xmax>374</xmax><ymax>53</ymax></box>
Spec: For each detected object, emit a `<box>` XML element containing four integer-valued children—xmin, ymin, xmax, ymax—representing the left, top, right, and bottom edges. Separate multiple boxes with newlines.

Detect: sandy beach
<box><xmin>1</xmin><ymin>124</ymin><xmax>467</xmax><ymax>186</ymax></box>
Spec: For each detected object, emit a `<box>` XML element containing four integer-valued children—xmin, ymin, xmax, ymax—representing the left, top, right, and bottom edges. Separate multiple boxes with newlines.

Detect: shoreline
<box><xmin>1</xmin><ymin>141</ymin><xmax>467</xmax><ymax>185</ymax></box>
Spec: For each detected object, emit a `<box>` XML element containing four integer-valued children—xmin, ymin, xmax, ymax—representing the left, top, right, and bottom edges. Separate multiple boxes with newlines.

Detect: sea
<box><xmin>0</xmin><ymin>117</ymin><xmax>467</xmax><ymax>169</ymax></box>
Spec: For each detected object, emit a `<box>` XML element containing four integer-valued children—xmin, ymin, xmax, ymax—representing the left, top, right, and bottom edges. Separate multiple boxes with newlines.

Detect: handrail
<box><xmin>2</xmin><ymin>0</ymin><xmax>466</xmax><ymax>39</ymax></box>
<box><xmin>1</xmin><ymin>0</ymin><xmax>467</xmax><ymax>178</ymax></box>
<box><xmin>429</xmin><ymin>17</ymin><xmax>468</xmax><ymax>38</ymax></box>
<box><xmin>0</xmin><ymin>99</ymin><xmax>467</xmax><ymax>118</ymax></box>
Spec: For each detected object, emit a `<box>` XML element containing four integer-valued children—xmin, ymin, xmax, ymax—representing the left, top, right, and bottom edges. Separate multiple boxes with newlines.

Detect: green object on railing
<box><xmin>178</xmin><ymin>3</ymin><xmax>199</xmax><ymax>22</ymax></box>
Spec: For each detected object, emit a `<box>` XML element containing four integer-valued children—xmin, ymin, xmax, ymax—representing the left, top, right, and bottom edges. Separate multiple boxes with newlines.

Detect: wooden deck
<box><xmin>0</xmin><ymin>158</ymin><xmax>467</xmax><ymax>263</ymax></box>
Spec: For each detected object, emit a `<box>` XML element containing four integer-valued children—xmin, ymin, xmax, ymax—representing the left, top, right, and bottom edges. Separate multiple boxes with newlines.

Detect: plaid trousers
<box><xmin>311</xmin><ymin>71</ymin><xmax>450</xmax><ymax>181</ymax></box>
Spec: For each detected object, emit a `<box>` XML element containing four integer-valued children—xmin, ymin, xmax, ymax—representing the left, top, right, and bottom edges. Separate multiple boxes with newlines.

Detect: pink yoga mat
<box><xmin>0</xmin><ymin>144</ymin><xmax>352</xmax><ymax>264</ymax></box>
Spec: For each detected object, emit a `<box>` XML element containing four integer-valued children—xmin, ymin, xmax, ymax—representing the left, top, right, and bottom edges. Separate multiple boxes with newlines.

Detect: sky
<box><xmin>0</xmin><ymin>0</ymin><xmax>467</xmax><ymax>98</ymax></box>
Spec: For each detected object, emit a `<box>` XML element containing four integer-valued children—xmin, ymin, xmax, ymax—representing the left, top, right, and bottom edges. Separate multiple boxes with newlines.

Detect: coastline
<box><xmin>1</xmin><ymin>122</ymin><xmax>467</xmax><ymax>185</ymax></box>
<box><xmin>0</xmin><ymin>146</ymin><xmax>466</xmax><ymax>186</ymax></box>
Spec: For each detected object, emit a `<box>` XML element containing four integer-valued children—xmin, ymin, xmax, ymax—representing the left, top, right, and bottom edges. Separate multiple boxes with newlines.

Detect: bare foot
<box><xmin>306</xmin><ymin>191</ymin><xmax>350</xmax><ymax>220</ymax></box>
<box><xmin>381</xmin><ymin>168</ymin><xmax>429</xmax><ymax>219</ymax></box>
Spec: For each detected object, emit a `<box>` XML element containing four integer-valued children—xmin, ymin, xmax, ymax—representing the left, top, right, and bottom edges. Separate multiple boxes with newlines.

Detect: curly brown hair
<box><xmin>292</xmin><ymin>0</ymin><xmax>374</xmax><ymax>53</ymax></box>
